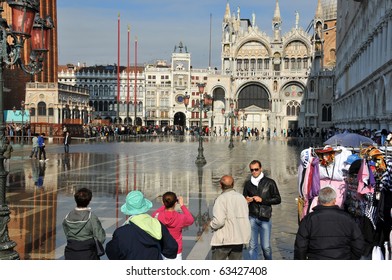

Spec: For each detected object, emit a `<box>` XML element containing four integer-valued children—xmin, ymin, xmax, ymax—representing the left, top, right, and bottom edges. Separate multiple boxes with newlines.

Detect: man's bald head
<box><xmin>220</xmin><ymin>175</ymin><xmax>234</xmax><ymax>190</ymax></box>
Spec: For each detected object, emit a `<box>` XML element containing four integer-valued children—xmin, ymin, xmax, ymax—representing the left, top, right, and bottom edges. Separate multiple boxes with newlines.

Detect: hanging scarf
<box><xmin>380</xmin><ymin>156</ymin><xmax>392</xmax><ymax>191</ymax></box>
<box><xmin>251</xmin><ymin>172</ymin><xmax>264</xmax><ymax>186</ymax></box>
<box><xmin>357</xmin><ymin>159</ymin><xmax>374</xmax><ymax>195</ymax></box>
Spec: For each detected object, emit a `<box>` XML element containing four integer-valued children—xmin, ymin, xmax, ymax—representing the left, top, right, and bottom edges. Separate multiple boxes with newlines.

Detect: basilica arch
<box><xmin>211</xmin><ymin>86</ymin><xmax>227</xmax><ymax>130</ymax></box>
<box><xmin>236</xmin><ymin>83</ymin><xmax>271</xmax><ymax>131</ymax></box>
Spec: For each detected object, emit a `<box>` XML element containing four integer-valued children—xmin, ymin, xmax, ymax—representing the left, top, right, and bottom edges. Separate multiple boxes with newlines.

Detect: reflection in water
<box><xmin>32</xmin><ymin>161</ymin><xmax>46</xmax><ymax>188</ymax></box>
<box><xmin>194</xmin><ymin>166</ymin><xmax>211</xmax><ymax>239</ymax></box>
<box><xmin>6</xmin><ymin>137</ymin><xmax>319</xmax><ymax>259</ymax></box>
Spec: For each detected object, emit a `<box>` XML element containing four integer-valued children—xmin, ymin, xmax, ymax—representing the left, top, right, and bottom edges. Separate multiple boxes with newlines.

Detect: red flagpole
<box><xmin>134</xmin><ymin>36</ymin><xmax>138</xmax><ymax>126</ymax></box>
<box><xmin>127</xmin><ymin>25</ymin><xmax>130</xmax><ymax>125</ymax></box>
<box><xmin>117</xmin><ymin>13</ymin><xmax>121</xmax><ymax>124</ymax></box>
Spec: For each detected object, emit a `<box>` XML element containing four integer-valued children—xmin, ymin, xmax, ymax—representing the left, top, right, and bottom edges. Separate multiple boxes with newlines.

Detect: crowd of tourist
<box><xmin>3</xmin><ymin>121</ymin><xmax>390</xmax><ymax>148</ymax></box>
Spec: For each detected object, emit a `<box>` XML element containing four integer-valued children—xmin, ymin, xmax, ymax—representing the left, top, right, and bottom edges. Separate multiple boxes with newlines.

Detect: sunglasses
<box><xmin>250</xmin><ymin>168</ymin><xmax>260</xmax><ymax>172</ymax></box>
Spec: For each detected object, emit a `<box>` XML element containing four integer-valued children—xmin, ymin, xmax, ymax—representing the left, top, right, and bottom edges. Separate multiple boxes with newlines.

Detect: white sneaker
<box><xmin>39</xmin><ymin>159</ymin><xmax>44</xmax><ymax>162</ymax></box>
<box><xmin>45</xmin><ymin>159</ymin><xmax>49</xmax><ymax>161</ymax></box>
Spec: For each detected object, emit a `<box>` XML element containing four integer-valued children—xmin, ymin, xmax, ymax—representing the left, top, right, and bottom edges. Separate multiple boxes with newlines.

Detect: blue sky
<box><xmin>57</xmin><ymin>0</ymin><xmax>318</xmax><ymax>69</ymax></box>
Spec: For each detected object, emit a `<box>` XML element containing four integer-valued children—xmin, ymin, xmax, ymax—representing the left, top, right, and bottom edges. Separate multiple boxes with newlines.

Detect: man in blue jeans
<box><xmin>243</xmin><ymin>160</ymin><xmax>281</xmax><ymax>260</ymax></box>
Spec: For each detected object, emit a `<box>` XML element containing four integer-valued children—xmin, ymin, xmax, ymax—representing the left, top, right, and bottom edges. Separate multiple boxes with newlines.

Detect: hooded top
<box><xmin>62</xmin><ymin>208</ymin><xmax>106</xmax><ymax>244</ymax></box>
<box><xmin>62</xmin><ymin>208</ymin><xmax>106</xmax><ymax>260</ymax></box>
<box><xmin>152</xmin><ymin>205</ymin><xmax>194</xmax><ymax>254</ymax></box>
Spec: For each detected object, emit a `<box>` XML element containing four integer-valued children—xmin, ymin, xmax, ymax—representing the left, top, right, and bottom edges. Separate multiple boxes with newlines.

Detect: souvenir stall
<box><xmin>298</xmin><ymin>145</ymin><xmax>392</xmax><ymax>259</ymax></box>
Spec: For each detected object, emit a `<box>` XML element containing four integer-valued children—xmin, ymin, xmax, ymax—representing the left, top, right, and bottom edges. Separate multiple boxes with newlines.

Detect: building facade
<box><xmin>333</xmin><ymin>0</ymin><xmax>392</xmax><ymax>131</ymax></box>
<box><xmin>57</xmin><ymin>0</ymin><xmax>337</xmax><ymax>134</ymax></box>
<box><xmin>3</xmin><ymin>0</ymin><xmax>58</xmax><ymax>110</ymax></box>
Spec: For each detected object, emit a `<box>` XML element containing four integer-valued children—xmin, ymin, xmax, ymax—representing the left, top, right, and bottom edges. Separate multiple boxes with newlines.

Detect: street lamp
<box><xmin>240</xmin><ymin>109</ymin><xmax>248</xmax><ymax>141</ymax></box>
<box><xmin>0</xmin><ymin>1</ymin><xmax>53</xmax><ymax>260</ymax></box>
<box><xmin>221</xmin><ymin>101</ymin><xmax>238</xmax><ymax>149</ymax></box>
<box><xmin>184</xmin><ymin>82</ymin><xmax>211</xmax><ymax>166</ymax></box>
<box><xmin>13</xmin><ymin>101</ymin><xmax>28</xmax><ymax>144</ymax></box>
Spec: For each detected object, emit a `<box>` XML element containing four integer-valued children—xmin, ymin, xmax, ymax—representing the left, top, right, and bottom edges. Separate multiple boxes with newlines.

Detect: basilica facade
<box><xmin>207</xmin><ymin>0</ymin><xmax>335</xmax><ymax>135</ymax></box>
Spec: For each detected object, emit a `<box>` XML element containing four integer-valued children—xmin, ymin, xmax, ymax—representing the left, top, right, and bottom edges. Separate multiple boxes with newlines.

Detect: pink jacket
<box><xmin>152</xmin><ymin>205</ymin><xmax>194</xmax><ymax>254</ymax></box>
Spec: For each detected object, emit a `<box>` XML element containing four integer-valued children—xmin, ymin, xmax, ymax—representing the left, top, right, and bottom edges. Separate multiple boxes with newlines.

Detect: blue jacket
<box><xmin>37</xmin><ymin>136</ymin><xmax>45</xmax><ymax>147</ymax></box>
<box><xmin>106</xmin><ymin>220</ymin><xmax>178</xmax><ymax>260</ymax></box>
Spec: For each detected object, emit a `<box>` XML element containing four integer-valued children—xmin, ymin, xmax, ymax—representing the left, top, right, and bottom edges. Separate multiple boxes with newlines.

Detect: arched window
<box><xmin>310</xmin><ymin>80</ymin><xmax>315</xmax><ymax>92</ymax></box>
<box><xmin>37</xmin><ymin>102</ymin><xmax>46</xmax><ymax>116</ymax></box>
<box><xmin>238</xmin><ymin>84</ymin><xmax>269</xmax><ymax>110</ymax></box>
<box><xmin>94</xmin><ymin>85</ymin><xmax>98</xmax><ymax>96</ymax></box>
<box><xmin>286</xmin><ymin>100</ymin><xmax>300</xmax><ymax>116</ymax></box>
<box><xmin>322</xmin><ymin>104</ymin><xmax>332</xmax><ymax>121</ymax></box>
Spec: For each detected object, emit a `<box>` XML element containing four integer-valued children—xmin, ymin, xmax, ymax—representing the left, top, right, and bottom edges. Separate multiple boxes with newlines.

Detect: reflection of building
<box><xmin>9</xmin><ymin>161</ymin><xmax>59</xmax><ymax>259</ymax></box>
<box><xmin>333</xmin><ymin>0</ymin><xmax>392</xmax><ymax>130</ymax></box>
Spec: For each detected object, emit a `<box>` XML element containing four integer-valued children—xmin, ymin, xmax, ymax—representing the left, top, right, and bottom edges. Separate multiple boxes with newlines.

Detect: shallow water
<box><xmin>5</xmin><ymin>135</ymin><xmax>321</xmax><ymax>260</ymax></box>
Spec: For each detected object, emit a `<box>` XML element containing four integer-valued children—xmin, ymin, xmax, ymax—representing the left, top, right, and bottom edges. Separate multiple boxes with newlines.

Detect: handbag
<box><xmin>94</xmin><ymin>237</ymin><xmax>105</xmax><ymax>257</ymax></box>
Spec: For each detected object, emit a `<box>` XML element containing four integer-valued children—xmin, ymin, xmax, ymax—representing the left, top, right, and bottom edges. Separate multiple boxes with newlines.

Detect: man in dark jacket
<box><xmin>106</xmin><ymin>191</ymin><xmax>178</xmax><ymax>260</ymax></box>
<box><xmin>294</xmin><ymin>186</ymin><xmax>364</xmax><ymax>259</ymax></box>
<box><xmin>243</xmin><ymin>160</ymin><xmax>281</xmax><ymax>260</ymax></box>
<box><xmin>63</xmin><ymin>131</ymin><xmax>71</xmax><ymax>153</ymax></box>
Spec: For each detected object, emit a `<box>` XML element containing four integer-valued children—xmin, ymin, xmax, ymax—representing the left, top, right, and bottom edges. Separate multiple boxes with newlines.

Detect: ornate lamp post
<box><xmin>221</xmin><ymin>101</ymin><xmax>238</xmax><ymax>148</ymax></box>
<box><xmin>240</xmin><ymin>109</ymin><xmax>248</xmax><ymax>141</ymax></box>
<box><xmin>184</xmin><ymin>82</ymin><xmax>211</xmax><ymax>166</ymax></box>
<box><xmin>0</xmin><ymin>0</ymin><xmax>53</xmax><ymax>260</ymax></box>
<box><xmin>12</xmin><ymin>100</ymin><xmax>28</xmax><ymax>143</ymax></box>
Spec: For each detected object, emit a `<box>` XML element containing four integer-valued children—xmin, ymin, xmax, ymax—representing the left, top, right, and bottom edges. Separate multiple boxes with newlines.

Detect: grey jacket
<box><xmin>210</xmin><ymin>188</ymin><xmax>251</xmax><ymax>246</ymax></box>
<box><xmin>63</xmin><ymin>208</ymin><xmax>106</xmax><ymax>244</ymax></box>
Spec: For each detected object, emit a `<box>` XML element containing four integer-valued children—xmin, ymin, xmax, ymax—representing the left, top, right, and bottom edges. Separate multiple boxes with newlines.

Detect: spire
<box><xmin>295</xmin><ymin>11</ymin><xmax>299</xmax><ymax>29</ymax></box>
<box><xmin>272</xmin><ymin>0</ymin><xmax>282</xmax><ymax>41</ymax></box>
<box><xmin>273</xmin><ymin>0</ymin><xmax>281</xmax><ymax>23</ymax></box>
<box><xmin>224</xmin><ymin>0</ymin><xmax>231</xmax><ymax>21</ymax></box>
<box><xmin>315</xmin><ymin>0</ymin><xmax>323</xmax><ymax>19</ymax></box>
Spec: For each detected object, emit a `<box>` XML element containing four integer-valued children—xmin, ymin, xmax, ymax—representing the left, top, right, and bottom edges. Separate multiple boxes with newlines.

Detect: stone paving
<box><xmin>5</xmin><ymin>135</ymin><xmax>318</xmax><ymax>260</ymax></box>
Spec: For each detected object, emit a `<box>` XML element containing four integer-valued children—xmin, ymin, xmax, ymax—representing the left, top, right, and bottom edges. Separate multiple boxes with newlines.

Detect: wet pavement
<box><xmin>5</xmin><ymin>135</ymin><xmax>321</xmax><ymax>260</ymax></box>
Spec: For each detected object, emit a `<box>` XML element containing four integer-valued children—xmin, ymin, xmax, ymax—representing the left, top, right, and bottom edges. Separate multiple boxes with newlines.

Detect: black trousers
<box><xmin>39</xmin><ymin>146</ymin><xmax>46</xmax><ymax>160</ymax></box>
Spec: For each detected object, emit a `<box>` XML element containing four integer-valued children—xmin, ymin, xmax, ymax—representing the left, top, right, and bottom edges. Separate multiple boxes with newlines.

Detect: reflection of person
<box><xmin>34</xmin><ymin>162</ymin><xmax>45</xmax><ymax>188</ymax></box>
<box><xmin>294</xmin><ymin>187</ymin><xmax>364</xmax><ymax>259</ymax></box>
<box><xmin>152</xmin><ymin>192</ymin><xmax>194</xmax><ymax>260</ymax></box>
<box><xmin>63</xmin><ymin>188</ymin><xmax>106</xmax><ymax>260</ymax></box>
<box><xmin>243</xmin><ymin>160</ymin><xmax>281</xmax><ymax>260</ymax></box>
<box><xmin>63</xmin><ymin>154</ymin><xmax>70</xmax><ymax>171</ymax></box>
<box><xmin>210</xmin><ymin>175</ymin><xmax>251</xmax><ymax>260</ymax></box>
<box><xmin>63</xmin><ymin>131</ymin><xmax>71</xmax><ymax>153</ymax></box>
<box><xmin>106</xmin><ymin>190</ymin><xmax>178</xmax><ymax>260</ymax></box>
<box><xmin>3</xmin><ymin>138</ymin><xmax>13</xmax><ymax>172</ymax></box>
